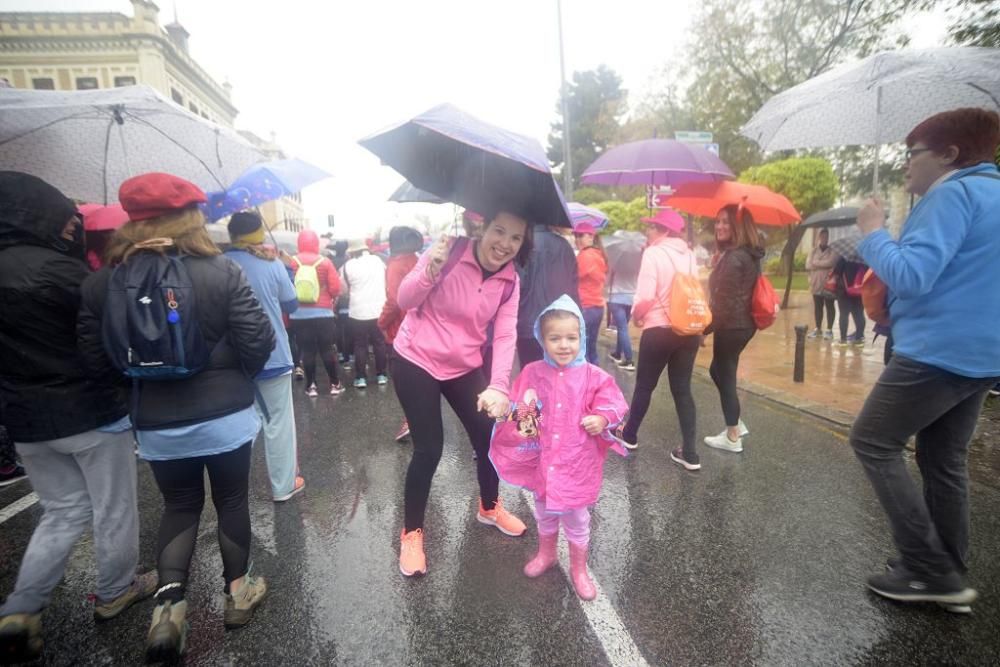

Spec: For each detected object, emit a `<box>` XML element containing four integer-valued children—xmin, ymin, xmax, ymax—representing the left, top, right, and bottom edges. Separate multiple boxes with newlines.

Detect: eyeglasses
<box><xmin>904</xmin><ymin>147</ymin><xmax>932</xmax><ymax>161</ymax></box>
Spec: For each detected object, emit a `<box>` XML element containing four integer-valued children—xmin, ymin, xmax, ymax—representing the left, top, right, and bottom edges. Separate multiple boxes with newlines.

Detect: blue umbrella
<box><xmin>567</xmin><ymin>202</ymin><xmax>609</xmax><ymax>231</ymax></box>
<box><xmin>359</xmin><ymin>103</ymin><xmax>572</xmax><ymax>227</ymax></box>
<box><xmin>205</xmin><ymin>158</ymin><xmax>331</xmax><ymax>221</ymax></box>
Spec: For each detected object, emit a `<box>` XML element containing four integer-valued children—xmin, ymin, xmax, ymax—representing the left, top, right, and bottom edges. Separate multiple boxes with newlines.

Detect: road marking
<box><xmin>523</xmin><ymin>493</ymin><xmax>650</xmax><ymax>667</ymax></box>
<box><xmin>0</xmin><ymin>493</ymin><xmax>39</xmax><ymax>525</ymax></box>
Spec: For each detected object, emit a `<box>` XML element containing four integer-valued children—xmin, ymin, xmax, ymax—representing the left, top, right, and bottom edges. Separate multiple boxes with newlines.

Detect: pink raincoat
<box><xmin>489</xmin><ymin>295</ymin><xmax>628</xmax><ymax>512</ymax></box>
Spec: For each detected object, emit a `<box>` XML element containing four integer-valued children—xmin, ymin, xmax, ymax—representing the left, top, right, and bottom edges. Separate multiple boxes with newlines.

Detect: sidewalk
<box><xmin>603</xmin><ymin>290</ymin><xmax>883</xmax><ymax>428</ymax></box>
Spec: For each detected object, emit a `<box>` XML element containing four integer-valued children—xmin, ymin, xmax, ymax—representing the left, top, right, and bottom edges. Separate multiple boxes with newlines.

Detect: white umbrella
<box><xmin>0</xmin><ymin>85</ymin><xmax>264</xmax><ymax>203</ymax></box>
<box><xmin>740</xmin><ymin>47</ymin><xmax>1000</xmax><ymax>189</ymax></box>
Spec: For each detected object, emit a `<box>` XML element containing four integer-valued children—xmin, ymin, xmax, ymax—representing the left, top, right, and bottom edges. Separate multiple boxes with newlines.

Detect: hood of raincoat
<box><xmin>0</xmin><ymin>171</ymin><xmax>80</xmax><ymax>254</ymax></box>
<box><xmin>533</xmin><ymin>293</ymin><xmax>587</xmax><ymax>369</ymax></box>
<box><xmin>297</xmin><ymin>229</ymin><xmax>320</xmax><ymax>254</ymax></box>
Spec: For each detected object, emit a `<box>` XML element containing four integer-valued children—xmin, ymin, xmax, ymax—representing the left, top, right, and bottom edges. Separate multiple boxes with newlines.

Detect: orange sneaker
<box><xmin>399</xmin><ymin>528</ymin><xmax>427</xmax><ymax>577</ymax></box>
<box><xmin>476</xmin><ymin>497</ymin><xmax>526</xmax><ymax>536</ymax></box>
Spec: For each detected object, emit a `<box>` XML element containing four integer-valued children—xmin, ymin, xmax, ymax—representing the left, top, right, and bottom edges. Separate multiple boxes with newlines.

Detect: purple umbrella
<box><xmin>567</xmin><ymin>202</ymin><xmax>609</xmax><ymax>231</ymax></box>
<box><xmin>580</xmin><ymin>139</ymin><xmax>734</xmax><ymax>188</ymax></box>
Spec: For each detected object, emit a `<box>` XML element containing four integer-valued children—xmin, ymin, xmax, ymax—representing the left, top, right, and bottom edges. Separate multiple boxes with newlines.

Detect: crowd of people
<box><xmin>1</xmin><ymin>107</ymin><xmax>999</xmax><ymax>663</ymax></box>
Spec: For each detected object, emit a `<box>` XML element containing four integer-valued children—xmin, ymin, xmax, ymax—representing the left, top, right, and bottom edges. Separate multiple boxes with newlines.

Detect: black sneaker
<box><xmin>669</xmin><ymin>448</ymin><xmax>700</xmax><ymax>471</ymax></box>
<box><xmin>618</xmin><ymin>360</ymin><xmax>636</xmax><ymax>372</ymax></box>
<box><xmin>607</xmin><ymin>352</ymin><xmax>622</xmax><ymax>364</ymax></box>
<box><xmin>0</xmin><ymin>464</ymin><xmax>27</xmax><ymax>487</ymax></box>
<box><xmin>867</xmin><ymin>570</ymin><xmax>976</xmax><ymax>606</ymax></box>
<box><xmin>612</xmin><ymin>426</ymin><xmax>638</xmax><ymax>450</ymax></box>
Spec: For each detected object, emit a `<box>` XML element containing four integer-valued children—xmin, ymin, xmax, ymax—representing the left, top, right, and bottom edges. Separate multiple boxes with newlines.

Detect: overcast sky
<box><xmin>9</xmin><ymin>1</ymin><xmax>948</xmax><ymax>238</ymax></box>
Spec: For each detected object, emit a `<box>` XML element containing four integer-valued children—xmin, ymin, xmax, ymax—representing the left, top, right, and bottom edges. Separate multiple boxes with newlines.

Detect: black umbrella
<box><xmin>389</xmin><ymin>180</ymin><xmax>447</xmax><ymax>204</ymax></box>
<box><xmin>801</xmin><ymin>206</ymin><xmax>860</xmax><ymax>229</ymax></box>
<box><xmin>360</xmin><ymin>103</ymin><xmax>572</xmax><ymax>227</ymax></box>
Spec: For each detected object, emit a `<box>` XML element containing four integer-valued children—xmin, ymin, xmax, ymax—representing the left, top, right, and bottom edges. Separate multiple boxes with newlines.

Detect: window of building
<box><xmin>76</xmin><ymin>77</ymin><xmax>99</xmax><ymax>90</ymax></box>
<box><xmin>189</xmin><ymin>102</ymin><xmax>199</xmax><ymax>114</ymax></box>
<box><xmin>114</xmin><ymin>76</ymin><xmax>136</xmax><ymax>87</ymax></box>
<box><xmin>201</xmin><ymin>112</ymin><xmax>210</xmax><ymax>120</ymax></box>
<box><xmin>171</xmin><ymin>88</ymin><xmax>183</xmax><ymax>105</ymax></box>
<box><xmin>32</xmin><ymin>78</ymin><xmax>55</xmax><ymax>90</ymax></box>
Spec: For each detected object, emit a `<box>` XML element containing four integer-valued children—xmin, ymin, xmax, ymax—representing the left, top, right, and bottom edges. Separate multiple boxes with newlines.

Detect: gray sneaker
<box><xmin>94</xmin><ymin>571</ymin><xmax>158</xmax><ymax>621</ymax></box>
<box><xmin>145</xmin><ymin>600</ymin><xmax>188</xmax><ymax>664</ymax></box>
<box><xmin>224</xmin><ymin>574</ymin><xmax>268</xmax><ymax>629</ymax></box>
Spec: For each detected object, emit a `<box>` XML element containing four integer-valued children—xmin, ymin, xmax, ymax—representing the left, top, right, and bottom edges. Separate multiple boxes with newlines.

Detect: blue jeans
<box><xmin>582</xmin><ymin>306</ymin><xmax>604</xmax><ymax>365</ymax></box>
<box><xmin>608</xmin><ymin>303</ymin><xmax>633</xmax><ymax>362</ymax></box>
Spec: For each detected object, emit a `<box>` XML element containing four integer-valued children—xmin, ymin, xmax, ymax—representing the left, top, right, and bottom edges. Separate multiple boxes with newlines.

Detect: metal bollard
<box><xmin>794</xmin><ymin>325</ymin><xmax>807</xmax><ymax>383</ymax></box>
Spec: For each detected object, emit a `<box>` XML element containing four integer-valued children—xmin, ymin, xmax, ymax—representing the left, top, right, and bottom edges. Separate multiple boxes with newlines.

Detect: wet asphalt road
<box><xmin>3</xmin><ymin>345</ymin><xmax>1000</xmax><ymax>666</ymax></box>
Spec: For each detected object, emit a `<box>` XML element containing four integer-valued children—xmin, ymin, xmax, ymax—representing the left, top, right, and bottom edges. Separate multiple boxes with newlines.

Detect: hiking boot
<box><xmin>305</xmin><ymin>383</ymin><xmax>319</xmax><ymax>398</ymax></box>
<box><xmin>806</xmin><ymin>328</ymin><xmax>820</xmax><ymax>339</ymax></box>
<box><xmin>0</xmin><ymin>613</ymin><xmax>42</xmax><ymax>664</ymax></box>
<box><xmin>704</xmin><ymin>431</ymin><xmax>743</xmax><ymax>453</ymax></box>
<box><xmin>274</xmin><ymin>476</ymin><xmax>305</xmax><ymax>502</ymax></box>
<box><xmin>144</xmin><ymin>600</ymin><xmax>188</xmax><ymax>664</ymax></box>
<box><xmin>394</xmin><ymin>421</ymin><xmax>411</xmax><ymax>442</ymax></box>
<box><xmin>568</xmin><ymin>542</ymin><xmax>596</xmax><ymax>601</ymax></box>
<box><xmin>376</xmin><ymin>374</ymin><xmax>389</xmax><ymax>386</ymax></box>
<box><xmin>867</xmin><ymin>570</ymin><xmax>976</xmax><ymax>607</ymax></box>
<box><xmin>670</xmin><ymin>447</ymin><xmax>701</xmax><ymax>471</ymax></box>
<box><xmin>476</xmin><ymin>497</ymin><xmax>526</xmax><ymax>536</ymax></box>
<box><xmin>353</xmin><ymin>378</ymin><xmax>367</xmax><ymax>389</ymax></box>
<box><xmin>0</xmin><ymin>464</ymin><xmax>27</xmax><ymax>488</ymax></box>
<box><xmin>618</xmin><ymin>361</ymin><xmax>636</xmax><ymax>372</ymax></box>
<box><xmin>524</xmin><ymin>532</ymin><xmax>558</xmax><ymax>578</ymax></box>
<box><xmin>224</xmin><ymin>573</ymin><xmax>267</xmax><ymax>629</ymax></box>
<box><xmin>94</xmin><ymin>571</ymin><xmax>157</xmax><ymax>621</ymax></box>
<box><xmin>612</xmin><ymin>425</ymin><xmax>638</xmax><ymax>451</ymax></box>
<box><xmin>399</xmin><ymin>528</ymin><xmax>427</xmax><ymax>577</ymax></box>
<box><xmin>330</xmin><ymin>383</ymin><xmax>345</xmax><ymax>396</ymax></box>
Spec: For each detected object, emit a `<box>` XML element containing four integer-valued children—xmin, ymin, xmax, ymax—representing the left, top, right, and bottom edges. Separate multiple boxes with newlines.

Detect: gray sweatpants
<box><xmin>1</xmin><ymin>428</ymin><xmax>139</xmax><ymax>615</ymax></box>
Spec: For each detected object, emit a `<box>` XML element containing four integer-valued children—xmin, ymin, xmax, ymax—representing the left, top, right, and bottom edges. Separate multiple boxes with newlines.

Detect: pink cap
<box><xmin>573</xmin><ymin>222</ymin><xmax>597</xmax><ymax>235</ymax></box>
<box><xmin>641</xmin><ymin>209</ymin><xmax>685</xmax><ymax>233</ymax></box>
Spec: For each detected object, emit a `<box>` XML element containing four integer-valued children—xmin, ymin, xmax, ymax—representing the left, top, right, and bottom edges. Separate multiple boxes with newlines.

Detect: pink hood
<box><xmin>297</xmin><ymin>229</ymin><xmax>321</xmax><ymax>255</ymax></box>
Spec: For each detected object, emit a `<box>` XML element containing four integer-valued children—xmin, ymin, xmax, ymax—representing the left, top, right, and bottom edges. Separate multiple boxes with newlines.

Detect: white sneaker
<box><xmin>704</xmin><ymin>431</ymin><xmax>743</xmax><ymax>452</ymax></box>
<box><xmin>737</xmin><ymin>420</ymin><xmax>749</xmax><ymax>438</ymax></box>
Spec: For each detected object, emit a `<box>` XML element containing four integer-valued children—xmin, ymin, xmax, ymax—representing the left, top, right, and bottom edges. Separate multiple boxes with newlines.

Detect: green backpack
<box><xmin>293</xmin><ymin>256</ymin><xmax>325</xmax><ymax>304</ymax></box>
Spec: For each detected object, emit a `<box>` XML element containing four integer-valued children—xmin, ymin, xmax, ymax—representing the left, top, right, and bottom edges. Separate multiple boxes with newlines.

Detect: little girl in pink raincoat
<box><xmin>489</xmin><ymin>294</ymin><xmax>628</xmax><ymax>600</ymax></box>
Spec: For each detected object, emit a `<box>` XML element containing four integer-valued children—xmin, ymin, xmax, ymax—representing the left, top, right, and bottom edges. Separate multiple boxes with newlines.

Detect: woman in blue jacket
<box><xmin>852</xmin><ymin>108</ymin><xmax>1000</xmax><ymax>611</ymax></box>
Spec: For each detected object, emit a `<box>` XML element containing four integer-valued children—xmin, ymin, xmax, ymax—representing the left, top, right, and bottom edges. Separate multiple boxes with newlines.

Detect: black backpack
<box><xmin>102</xmin><ymin>253</ymin><xmax>210</xmax><ymax>380</ymax></box>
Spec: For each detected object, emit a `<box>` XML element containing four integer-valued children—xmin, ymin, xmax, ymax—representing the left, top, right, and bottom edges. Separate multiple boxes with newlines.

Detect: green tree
<box><xmin>548</xmin><ymin>66</ymin><xmax>627</xmax><ymax>189</ymax></box>
<box><xmin>592</xmin><ymin>197</ymin><xmax>649</xmax><ymax>233</ymax></box>
<box><xmin>570</xmin><ymin>187</ymin><xmax>609</xmax><ymax>205</ymax></box>
<box><xmin>739</xmin><ymin>156</ymin><xmax>839</xmax><ymax>219</ymax></box>
<box><xmin>944</xmin><ymin>0</ymin><xmax>1000</xmax><ymax>46</ymax></box>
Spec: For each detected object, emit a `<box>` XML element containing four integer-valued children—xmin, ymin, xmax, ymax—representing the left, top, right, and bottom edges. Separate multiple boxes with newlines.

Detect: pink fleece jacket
<box><xmin>631</xmin><ymin>236</ymin><xmax>698</xmax><ymax>330</ymax></box>
<box><xmin>394</xmin><ymin>239</ymin><xmax>520</xmax><ymax>394</ymax></box>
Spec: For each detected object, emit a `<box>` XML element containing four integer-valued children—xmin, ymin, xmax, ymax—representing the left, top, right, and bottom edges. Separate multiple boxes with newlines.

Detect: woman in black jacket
<box><xmin>704</xmin><ymin>204</ymin><xmax>764</xmax><ymax>454</ymax></box>
<box><xmin>78</xmin><ymin>173</ymin><xmax>275</xmax><ymax>663</ymax></box>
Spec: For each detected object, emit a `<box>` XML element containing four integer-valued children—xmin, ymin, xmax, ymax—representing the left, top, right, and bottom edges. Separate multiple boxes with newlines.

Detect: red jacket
<box><xmin>577</xmin><ymin>246</ymin><xmax>607</xmax><ymax>308</ymax></box>
<box><xmin>378</xmin><ymin>252</ymin><xmax>418</xmax><ymax>343</ymax></box>
<box><xmin>292</xmin><ymin>230</ymin><xmax>340</xmax><ymax>311</ymax></box>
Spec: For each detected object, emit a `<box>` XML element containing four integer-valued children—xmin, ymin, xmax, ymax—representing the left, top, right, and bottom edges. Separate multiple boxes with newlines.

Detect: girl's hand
<box><xmin>580</xmin><ymin>415</ymin><xmax>608</xmax><ymax>436</ymax></box>
<box><xmin>477</xmin><ymin>388</ymin><xmax>510</xmax><ymax>420</ymax></box>
<box><xmin>425</xmin><ymin>234</ymin><xmax>453</xmax><ymax>279</ymax></box>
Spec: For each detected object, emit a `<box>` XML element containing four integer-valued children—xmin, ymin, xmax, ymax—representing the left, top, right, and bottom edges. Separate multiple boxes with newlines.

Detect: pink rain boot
<box><xmin>568</xmin><ymin>542</ymin><xmax>596</xmax><ymax>600</ymax></box>
<box><xmin>523</xmin><ymin>532</ymin><xmax>558</xmax><ymax>578</ymax></box>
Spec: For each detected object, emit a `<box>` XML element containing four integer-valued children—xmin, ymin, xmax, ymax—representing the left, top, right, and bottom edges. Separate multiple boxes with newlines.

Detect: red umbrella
<box><xmin>79</xmin><ymin>203</ymin><xmax>129</xmax><ymax>231</ymax></box>
<box><xmin>664</xmin><ymin>181</ymin><xmax>800</xmax><ymax>226</ymax></box>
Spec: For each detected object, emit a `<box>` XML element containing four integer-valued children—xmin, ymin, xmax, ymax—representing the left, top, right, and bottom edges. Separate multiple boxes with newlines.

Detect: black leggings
<box><xmin>623</xmin><ymin>328</ymin><xmax>700</xmax><ymax>456</ymax></box>
<box><xmin>393</xmin><ymin>354</ymin><xmax>499</xmax><ymax>531</ymax></box>
<box><xmin>837</xmin><ymin>295</ymin><xmax>866</xmax><ymax>342</ymax></box>
<box><xmin>813</xmin><ymin>295</ymin><xmax>835</xmax><ymax>330</ymax></box>
<box><xmin>148</xmin><ymin>442</ymin><xmax>252</xmax><ymax>600</ymax></box>
<box><xmin>294</xmin><ymin>317</ymin><xmax>339</xmax><ymax>387</ymax></box>
<box><xmin>351</xmin><ymin>318</ymin><xmax>387</xmax><ymax>378</ymax></box>
<box><xmin>709</xmin><ymin>328</ymin><xmax>755</xmax><ymax>427</ymax></box>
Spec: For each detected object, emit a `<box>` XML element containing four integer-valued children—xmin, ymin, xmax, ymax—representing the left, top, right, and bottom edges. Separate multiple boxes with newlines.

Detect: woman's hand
<box><xmin>580</xmin><ymin>415</ymin><xmax>608</xmax><ymax>436</ymax></box>
<box><xmin>425</xmin><ymin>234</ymin><xmax>452</xmax><ymax>279</ymax></box>
<box><xmin>477</xmin><ymin>388</ymin><xmax>510</xmax><ymax>420</ymax></box>
<box><xmin>857</xmin><ymin>198</ymin><xmax>886</xmax><ymax>236</ymax></box>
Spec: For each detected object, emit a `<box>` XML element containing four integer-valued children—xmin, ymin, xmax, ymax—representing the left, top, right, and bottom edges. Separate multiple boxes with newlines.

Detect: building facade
<box><xmin>0</xmin><ymin>0</ymin><xmax>237</xmax><ymax>126</ymax></box>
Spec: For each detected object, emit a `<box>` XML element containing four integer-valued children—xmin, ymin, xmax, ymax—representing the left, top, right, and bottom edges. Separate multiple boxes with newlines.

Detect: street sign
<box><xmin>646</xmin><ymin>186</ymin><xmax>673</xmax><ymax>209</ymax></box>
<box><xmin>675</xmin><ymin>131</ymin><xmax>713</xmax><ymax>144</ymax></box>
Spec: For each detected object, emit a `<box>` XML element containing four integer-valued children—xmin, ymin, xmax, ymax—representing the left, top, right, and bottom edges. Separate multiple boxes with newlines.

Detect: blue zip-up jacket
<box><xmin>859</xmin><ymin>162</ymin><xmax>1000</xmax><ymax>378</ymax></box>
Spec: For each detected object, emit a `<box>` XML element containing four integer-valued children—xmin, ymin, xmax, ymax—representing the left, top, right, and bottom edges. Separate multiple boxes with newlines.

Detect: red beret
<box><xmin>119</xmin><ymin>172</ymin><xmax>207</xmax><ymax>222</ymax></box>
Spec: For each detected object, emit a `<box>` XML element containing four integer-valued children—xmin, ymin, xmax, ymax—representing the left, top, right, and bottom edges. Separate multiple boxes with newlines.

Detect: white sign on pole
<box><xmin>674</xmin><ymin>131</ymin><xmax>714</xmax><ymax>144</ymax></box>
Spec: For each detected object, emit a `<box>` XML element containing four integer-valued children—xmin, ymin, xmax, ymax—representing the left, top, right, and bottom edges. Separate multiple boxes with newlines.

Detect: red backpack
<box><xmin>751</xmin><ymin>274</ymin><xmax>780</xmax><ymax>330</ymax></box>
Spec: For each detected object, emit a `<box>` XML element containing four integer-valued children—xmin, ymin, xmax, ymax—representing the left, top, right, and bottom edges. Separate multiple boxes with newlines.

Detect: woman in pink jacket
<box><xmin>614</xmin><ymin>210</ymin><xmax>703</xmax><ymax>471</ymax></box>
<box><xmin>393</xmin><ymin>210</ymin><xmax>533</xmax><ymax>577</ymax></box>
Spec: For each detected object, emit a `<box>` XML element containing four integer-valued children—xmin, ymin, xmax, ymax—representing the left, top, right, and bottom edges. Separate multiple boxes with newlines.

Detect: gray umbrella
<box><xmin>801</xmin><ymin>206</ymin><xmax>860</xmax><ymax>229</ymax></box>
<box><xmin>389</xmin><ymin>180</ymin><xmax>447</xmax><ymax>204</ymax></box>
<box><xmin>829</xmin><ymin>229</ymin><xmax>866</xmax><ymax>263</ymax></box>
<box><xmin>604</xmin><ymin>230</ymin><xmax>645</xmax><ymax>278</ymax></box>
<box><xmin>0</xmin><ymin>85</ymin><xmax>264</xmax><ymax>203</ymax></box>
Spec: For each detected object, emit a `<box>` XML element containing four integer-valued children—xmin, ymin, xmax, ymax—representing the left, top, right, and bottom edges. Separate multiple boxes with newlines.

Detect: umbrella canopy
<box><xmin>580</xmin><ymin>139</ymin><xmax>734</xmax><ymax>187</ymax></box>
<box><xmin>79</xmin><ymin>203</ymin><xmax>128</xmax><ymax>232</ymax></box>
<box><xmin>205</xmin><ymin>158</ymin><xmax>331</xmax><ymax>222</ymax></box>
<box><xmin>829</xmin><ymin>230</ymin><xmax>865</xmax><ymax>263</ymax></box>
<box><xmin>359</xmin><ymin>103</ymin><xmax>572</xmax><ymax>227</ymax></box>
<box><xmin>665</xmin><ymin>181</ymin><xmax>801</xmax><ymax>226</ymax></box>
<box><xmin>802</xmin><ymin>206</ymin><xmax>860</xmax><ymax>229</ymax></box>
<box><xmin>0</xmin><ymin>85</ymin><xmax>264</xmax><ymax>203</ymax></box>
<box><xmin>603</xmin><ymin>230</ymin><xmax>646</xmax><ymax>278</ymax></box>
<box><xmin>741</xmin><ymin>47</ymin><xmax>1000</xmax><ymax>151</ymax></box>
<box><xmin>567</xmin><ymin>202</ymin><xmax>609</xmax><ymax>231</ymax></box>
<box><xmin>389</xmin><ymin>180</ymin><xmax>447</xmax><ymax>204</ymax></box>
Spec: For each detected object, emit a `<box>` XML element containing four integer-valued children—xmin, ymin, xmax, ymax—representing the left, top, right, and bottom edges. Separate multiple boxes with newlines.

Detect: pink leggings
<box><xmin>534</xmin><ymin>495</ymin><xmax>591</xmax><ymax>546</ymax></box>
